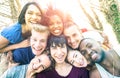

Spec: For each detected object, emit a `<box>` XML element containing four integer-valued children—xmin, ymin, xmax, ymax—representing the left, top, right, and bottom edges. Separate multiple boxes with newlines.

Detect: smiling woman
<box><xmin>0</xmin><ymin>1</ymin><xmax>43</xmax><ymax>53</ymax></box>
<box><xmin>0</xmin><ymin>1</ymin><xmax>44</xmax><ymax>76</ymax></box>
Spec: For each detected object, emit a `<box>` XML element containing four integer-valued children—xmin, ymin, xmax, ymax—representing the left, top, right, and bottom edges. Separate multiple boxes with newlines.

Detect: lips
<box><xmin>79</xmin><ymin>59</ymin><xmax>85</xmax><ymax>66</ymax></box>
<box><xmin>91</xmin><ymin>53</ymin><xmax>98</xmax><ymax>60</ymax></box>
<box><xmin>33</xmin><ymin>47</ymin><xmax>43</xmax><ymax>54</ymax></box>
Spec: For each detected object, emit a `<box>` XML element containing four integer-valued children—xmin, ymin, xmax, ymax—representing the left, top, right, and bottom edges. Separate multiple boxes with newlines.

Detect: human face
<box><xmin>64</xmin><ymin>25</ymin><xmax>83</xmax><ymax>49</ymax></box>
<box><xmin>48</xmin><ymin>15</ymin><xmax>63</xmax><ymax>36</ymax></box>
<box><xmin>80</xmin><ymin>39</ymin><xmax>104</xmax><ymax>63</ymax></box>
<box><xmin>67</xmin><ymin>50</ymin><xmax>87</xmax><ymax>68</ymax></box>
<box><xmin>25</xmin><ymin>4</ymin><xmax>42</xmax><ymax>28</ymax></box>
<box><xmin>50</xmin><ymin>43</ymin><xmax>67</xmax><ymax>64</ymax></box>
<box><xmin>30</xmin><ymin>30</ymin><xmax>48</xmax><ymax>56</ymax></box>
<box><xmin>30</xmin><ymin>54</ymin><xmax>51</xmax><ymax>72</ymax></box>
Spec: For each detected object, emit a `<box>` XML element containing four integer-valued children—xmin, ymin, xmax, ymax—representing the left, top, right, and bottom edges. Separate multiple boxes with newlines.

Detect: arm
<box><xmin>0</xmin><ymin>38</ymin><xmax>30</xmax><ymax>53</ymax></box>
<box><xmin>0</xmin><ymin>35</ymin><xmax>9</xmax><ymax>49</ymax></box>
<box><xmin>26</xmin><ymin>62</ymin><xmax>45</xmax><ymax>78</ymax></box>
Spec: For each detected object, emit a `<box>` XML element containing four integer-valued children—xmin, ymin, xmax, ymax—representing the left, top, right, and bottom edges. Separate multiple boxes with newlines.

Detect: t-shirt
<box><xmin>96</xmin><ymin>63</ymin><xmax>120</xmax><ymax>78</ymax></box>
<box><xmin>13</xmin><ymin>46</ymin><xmax>35</xmax><ymax>65</ymax></box>
<box><xmin>0</xmin><ymin>64</ymin><xmax>28</xmax><ymax>78</ymax></box>
<box><xmin>36</xmin><ymin>66</ymin><xmax>89</xmax><ymax>78</ymax></box>
<box><xmin>0</xmin><ymin>22</ymin><xmax>23</xmax><ymax>44</ymax></box>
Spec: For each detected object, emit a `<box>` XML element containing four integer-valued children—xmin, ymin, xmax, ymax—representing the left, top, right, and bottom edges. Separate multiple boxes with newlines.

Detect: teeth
<box><xmin>30</xmin><ymin>21</ymin><xmax>37</xmax><ymax>24</ymax></box>
<box><xmin>54</xmin><ymin>30</ymin><xmax>60</xmax><ymax>33</ymax></box>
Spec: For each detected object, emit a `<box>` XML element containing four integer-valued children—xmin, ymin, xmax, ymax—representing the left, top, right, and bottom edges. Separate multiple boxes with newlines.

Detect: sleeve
<box><xmin>1</xmin><ymin>23</ymin><xmax>22</xmax><ymax>44</ymax></box>
<box><xmin>0</xmin><ymin>65</ymin><xmax>28</xmax><ymax>78</ymax></box>
<box><xmin>13</xmin><ymin>48</ymin><xmax>26</xmax><ymax>64</ymax></box>
<box><xmin>80</xmin><ymin>68</ymin><xmax>90</xmax><ymax>78</ymax></box>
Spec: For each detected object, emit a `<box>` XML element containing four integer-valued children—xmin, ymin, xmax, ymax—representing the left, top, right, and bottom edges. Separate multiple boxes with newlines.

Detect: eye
<box><xmin>75</xmin><ymin>54</ymin><xmax>77</xmax><ymax>58</ymax></box>
<box><xmin>31</xmin><ymin>38</ymin><xmax>37</xmax><ymax>42</ymax></box>
<box><xmin>70</xmin><ymin>60</ymin><xmax>74</xmax><ymax>65</ymax></box>
<box><xmin>27</xmin><ymin>11</ymin><xmax>33</xmax><ymax>15</ymax></box>
<box><xmin>73</xmin><ymin>33</ymin><xmax>77</xmax><ymax>37</ymax></box>
<box><xmin>86</xmin><ymin>43</ymin><xmax>92</xmax><ymax>48</ymax></box>
<box><xmin>81</xmin><ymin>50</ymin><xmax>86</xmax><ymax>55</ymax></box>
<box><xmin>38</xmin><ymin>59</ymin><xmax>41</xmax><ymax>63</ymax></box>
<box><xmin>61</xmin><ymin>44</ymin><xmax>66</xmax><ymax>48</ymax></box>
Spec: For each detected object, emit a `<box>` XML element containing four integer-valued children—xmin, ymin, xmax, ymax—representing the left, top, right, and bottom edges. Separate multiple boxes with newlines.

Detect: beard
<box><xmin>94</xmin><ymin>50</ymin><xmax>105</xmax><ymax>63</ymax></box>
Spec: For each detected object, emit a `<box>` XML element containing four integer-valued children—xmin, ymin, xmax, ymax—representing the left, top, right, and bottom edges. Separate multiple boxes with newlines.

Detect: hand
<box><xmin>7</xmin><ymin>51</ymin><xmax>19</xmax><ymax>68</ymax></box>
<box><xmin>17</xmin><ymin>38</ymin><xmax>30</xmax><ymax>48</ymax></box>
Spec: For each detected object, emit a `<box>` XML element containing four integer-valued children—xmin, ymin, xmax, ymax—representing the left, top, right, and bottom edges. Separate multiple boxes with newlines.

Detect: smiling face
<box><xmin>30</xmin><ymin>29</ymin><xmax>49</xmax><ymax>56</ymax></box>
<box><xmin>48</xmin><ymin>15</ymin><xmax>63</xmax><ymax>36</ymax></box>
<box><xmin>64</xmin><ymin>25</ymin><xmax>83</xmax><ymax>49</ymax></box>
<box><xmin>79</xmin><ymin>38</ymin><xmax>105</xmax><ymax>63</ymax></box>
<box><xmin>48</xmin><ymin>35</ymin><xmax>67</xmax><ymax>64</ymax></box>
<box><xmin>30</xmin><ymin>53</ymin><xmax>51</xmax><ymax>72</ymax></box>
<box><xmin>50</xmin><ymin>43</ymin><xmax>67</xmax><ymax>64</ymax></box>
<box><xmin>25</xmin><ymin>4</ymin><xmax>42</xmax><ymax>29</ymax></box>
<box><xmin>67</xmin><ymin>50</ymin><xmax>87</xmax><ymax>68</ymax></box>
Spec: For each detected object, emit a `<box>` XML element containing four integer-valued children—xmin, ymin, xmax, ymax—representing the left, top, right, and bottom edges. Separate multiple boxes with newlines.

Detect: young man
<box><xmin>11</xmin><ymin>24</ymin><xmax>50</xmax><ymax>66</ymax></box>
<box><xmin>63</xmin><ymin>21</ymin><xmax>83</xmax><ymax>50</ymax></box>
<box><xmin>79</xmin><ymin>38</ymin><xmax>120</xmax><ymax>77</ymax></box>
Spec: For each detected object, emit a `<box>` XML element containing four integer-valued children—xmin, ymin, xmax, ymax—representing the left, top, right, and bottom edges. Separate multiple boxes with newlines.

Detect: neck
<box><xmin>22</xmin><ymin>24</ymin><xmax>31</xmax><ymax>39</ymax></box>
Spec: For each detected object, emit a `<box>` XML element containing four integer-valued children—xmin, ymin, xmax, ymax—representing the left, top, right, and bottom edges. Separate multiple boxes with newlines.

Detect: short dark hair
<box><xmin>18</xmin><ymin>2</ymin><xmax>43</xmax><ymax>24</ymax></box>
<box><xmin>48</xmin><ymin>35</ymin><xmax>67</xmax><ymax>48</ymax></box>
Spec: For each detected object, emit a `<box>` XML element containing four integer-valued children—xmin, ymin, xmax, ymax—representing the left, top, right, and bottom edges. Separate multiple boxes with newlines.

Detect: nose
<box><xmin>70</xmin><ymin>37</ymin><xmax>75</xmax><ymax>43</ymax></box>
<box><xmin>31</xmin><ymin>14</ymin><xmax>37</xmax><ymax>19</ymax></box>
<box><xmin>55</xmin><ymin>47</ymin><xmax>62</xmax><ymax>56</ymax></box>
<box><xmin>53</xmin><ymin>23</ymin><xmax>58</xmax><ymax>28</ymax></box>
<box><xmin>35</xmin><ymin>41</ymin><xmax>41</xmax><ymax>48</ymax></box>
<box><xmin>86</xmin><ymin>48</ymin><xmax>92</xmax><ymax>55</ymax></box>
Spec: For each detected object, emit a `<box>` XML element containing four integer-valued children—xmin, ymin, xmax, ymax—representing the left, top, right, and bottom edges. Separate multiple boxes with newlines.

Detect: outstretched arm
<box><xmin>0</xmin><ymin>38</ymin><xmax>30</xmax><ymax>53</ymax></box>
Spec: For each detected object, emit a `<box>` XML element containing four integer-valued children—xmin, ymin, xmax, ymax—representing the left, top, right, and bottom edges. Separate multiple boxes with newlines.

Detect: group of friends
<box><xmin>0</xmin><ymin>1</ymin><xmax>120</xmax><ymax>78</ymax></box>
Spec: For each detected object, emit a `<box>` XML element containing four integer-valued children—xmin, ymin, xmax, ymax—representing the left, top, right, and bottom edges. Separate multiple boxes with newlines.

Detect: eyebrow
<box><xmin>70</xmin><ymin>53</ymin><xmax>76</xmax><ymax>64</ymax></box>
<box><xmin>86</xmin><ymin>43</ymin><xmax>91</xmax><ymax>48</ymax></box>
<box><xmin>38</xmin><ymin>58</ymin><xmax>41</xmax><ymax>63</ymax></box>
<box><xmin>38</xmin><ymin>58</ymin><xmax>46</xmax><ymax>69</ymax></box>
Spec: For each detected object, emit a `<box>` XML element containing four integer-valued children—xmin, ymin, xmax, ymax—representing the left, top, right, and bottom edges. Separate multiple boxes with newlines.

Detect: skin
<box><xmin>0</xmin><ymin>4</ymin><xmax>42</xmax><ymax>52</ymax></box>
<box><xmin>50</xmin><ymin>41</ymin><xmax>72</xmax><ymax>77</ymax></box>
<box><xmin>64</xmin><ymin>25</ymin><xmax>83</xmax><ymax>49</ymax></box>
<box><xmin>79</xmin><ymin>38</ymin><xmax>104</xmax><ymax>63</ymax></box>
<box><xmin>26</xmin><ymin>53</ymin><xmax>51</xmax><ymax>78</ymax></box>
<box><xmin>30</xmin><ymin>29</ymin><xmax>49</xmax><ymax>56</ymax></box>
<box><xmin>67</xmin><ymin>50</ymin><xmax>87</xmax><ymax>68</ymax></box>
<box><xmin>79</xmin><ymin>38</ymin><xmax>120</xmax><ymax>76</ymax></box>
<box><xmin>24</xmin><ymin>4</ymin><xmax>42</xmax><ymax>29</ymax></box>
<box><xmin>50</xmin><ymin>43</ymin><xmax>67</xmax><ymax>64</ymax></box>
<box><xmin>48</xmin><ymin>15</ymin><xmax>63</xmax><ymax>36</ymax></box>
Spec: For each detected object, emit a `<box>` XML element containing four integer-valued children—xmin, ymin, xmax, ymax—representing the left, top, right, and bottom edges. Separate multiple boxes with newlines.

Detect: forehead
<box><xmin>64</xmin><ymin>25</ymin><xmax>80</xmax><ymax>35</ymax></box>
<box><xmin>80</xmin><ymin>39</ymin><xmax>96</xmax><ymax>47</ymax></box>
<box><xmin>38</xmin><ymin>54</ymin><xmax>50</xmax><ymax>63</ymax></box>
<box><xmin>49</xmin><ymin>15</ymin><xmax>61</xmax><ymax>20</ymax></box>
<box><xmin>27</xmin><ymin>4</ymin><xmax>39</xmax><ymax>11</ymax></box>
<box><xmin>31</xmin><ymin>30</ymin><xmax>48</xmax><ymax>37</ymax></box>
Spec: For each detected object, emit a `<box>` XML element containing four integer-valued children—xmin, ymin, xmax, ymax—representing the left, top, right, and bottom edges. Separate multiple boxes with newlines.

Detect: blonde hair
<box><xmin>32</xmin><ymin>24</ymin><xmax>50</xmax><ymax>35</ymax></box>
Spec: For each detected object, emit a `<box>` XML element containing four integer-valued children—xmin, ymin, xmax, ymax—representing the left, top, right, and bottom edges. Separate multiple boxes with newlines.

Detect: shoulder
<box><xmin>13</xmin><ymin>47</ymin><xmax>33</xmax><ymax>63</ymax></box>
<box><xmin>0</xmin><ymin>22</ymin><xmax>22</xmax><ymax>43</ymax></box>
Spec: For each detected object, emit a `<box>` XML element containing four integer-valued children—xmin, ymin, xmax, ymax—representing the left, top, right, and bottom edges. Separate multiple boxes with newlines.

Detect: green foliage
<box><xmin>106</xmin><ymin>2</ymin><xmax>120</xmax><ymax>43</ymax></box>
